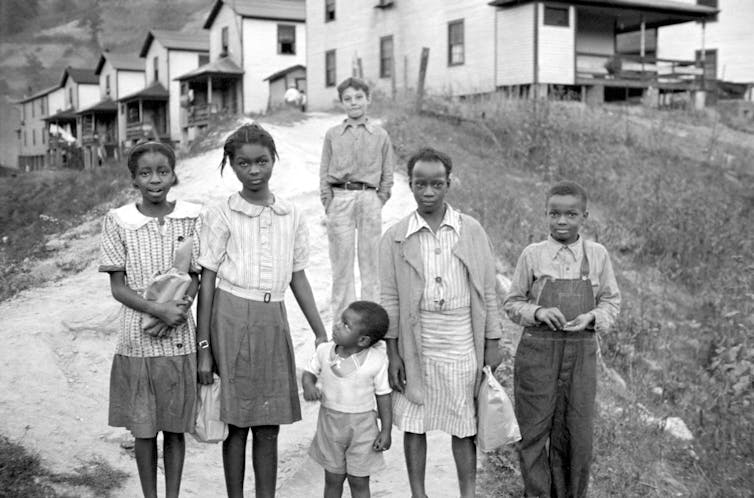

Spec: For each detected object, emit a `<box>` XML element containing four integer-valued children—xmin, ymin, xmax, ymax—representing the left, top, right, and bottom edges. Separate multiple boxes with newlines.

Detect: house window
<box><xmin>69</xmin><ymin>88</ymin><xmax>73</xmax><ymax>106</ymax></box>
<box><xmin>32</xmin><ymin>101</ymin><xmax>35</xmax><ymax>118</ymax></box>
<box><xmin>278</xmin><ymin>25</ymin><xmax>296</xmax><ymax>54</ymax></box>
<box><xmin>40</xmin><ymin>99</ymin><xmax>45</xmax><ymax>116</ymax></box>
<box><xmin>696</xmin><ymin>48</ymin><xmax>717</xmax><ymax>82</ymax></box>
<box><xmin>33</xmin><ymin>129</ymin><xmax>36</xmax><ymax>145</ymax></box>
<box><xmin>544</xmin><ymin>6</ymin><xmax>569</xmax><ymax>27</ymax></box>
<box><xmin>380</xmin><ymin>35</ymin><xmax>393</xmax><ymax>78</ymax></box>
<box><xmin>153</xmin><ymin>56</ymin><xmax>159</xmax><ymax>81</ymax></box>
<box><xmin>42</xmin><ymin>127</ymin><xmax>46</xmax><ymax>144</ymax></box>
<box><xmin>325</xmin><ymin>49</ymin><xmax>336</xmax><ymax>87</ymax></box>
<box><xmin>199</xmin><ymin>53</ymin><xmax>209</xmax><ymax>66</ymax></box>
<box><xmin>448</xmin><ymin>20</ymin><xmax>464</xmax><ymax>66</ymax></box>
<box><xmin>697</xmin><ymin>0</ymin><xmax>718</xmax><ymax>22</ymax></box>
<box><xmin>221</xmin><ymin>26</ymin><xmax>229</xmax><ymax>55</ymax></box>
<box><xmin>24</xmin><ymin>131</ymin><xmax>27</xmax><ymax>146</ymax></box>
<box><xmin>106</xmin><ymin>75</ymin><xmax>111</xmax><ymax>96</ymax></box>
<box><xmin>325</xmin><ymin>0</ymin><xmax>335</xmax><ymax>22</ymax></box>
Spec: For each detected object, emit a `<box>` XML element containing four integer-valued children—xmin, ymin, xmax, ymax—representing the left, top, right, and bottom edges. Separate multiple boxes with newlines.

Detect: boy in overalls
<box><xmin>504</xmin><ymin>181</ymin><xmax>621</xmax><ymax>498</ymax></box>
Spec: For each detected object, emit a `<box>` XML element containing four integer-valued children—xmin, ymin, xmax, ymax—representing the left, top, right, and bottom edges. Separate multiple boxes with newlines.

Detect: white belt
<box><xmin>218</xmin><ymin>280</ymin><xmax>285</xmax><ymax>302</ymax></box>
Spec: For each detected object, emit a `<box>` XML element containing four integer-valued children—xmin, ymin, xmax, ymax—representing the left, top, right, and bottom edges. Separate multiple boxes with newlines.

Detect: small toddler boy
<box><xmin>302</xmin><ymin>300</ymin><xmax>392</xmax><ymax>498</ymax></box>
<box><xmin>504</xmin><ymin>180</ymin><xmax>621</xmax><ymax>498</ymax></box>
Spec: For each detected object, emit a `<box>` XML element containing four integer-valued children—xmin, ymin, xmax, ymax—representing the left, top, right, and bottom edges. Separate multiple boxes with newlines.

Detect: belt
<box><xmin>331</xmin><ymin>181</ymin><xmax>375</xmax><ymax>191</ymax></box>
<box><xmin>217</xmin><ymin>280</ymin><xmax>284</xmax><ymax>302</ymax></box>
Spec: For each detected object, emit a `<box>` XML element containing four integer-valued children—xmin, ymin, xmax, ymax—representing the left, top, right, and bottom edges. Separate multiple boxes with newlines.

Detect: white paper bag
<box><xmin>192</xmin><ymin>374</ymin><xmax>228</xmax><ymax>444</ymax></box>
<box><xmin>476</xmin><ymin>365</ymin><xmax>521</xmax><ymax>452</ymax></box>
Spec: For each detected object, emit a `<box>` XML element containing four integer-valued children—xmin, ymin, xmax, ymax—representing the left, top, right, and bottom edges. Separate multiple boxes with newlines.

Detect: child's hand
<box><xmin>563</xmin><ymin>312</ymin><xmax>595</xmax><ymax>332</ymax></box>
<box><xmin>153</xmin><ymin>300</ymin><xmax>188</xmax><ymax>328</ymax></box>
<box><xmin>144</xmin><ymin>321</ymin><xmax>170</xmax><ymax>338</ymax></box>
<box><xmin>197</xmin><ymin>349</ymin><xmax>215</xmax><ymax>385</ymax></box>
<box><xmin>314</xmin><ymin>334</ymin><xmax>328</xmax><ymax>348</ymax></box>
<box><xmin>373</xmin><ymin>428</ymin><xmax>391</xmax><ymax>452</ymax></box>
<box><xmin>302</xmin><ymin>383</ymin><xmax>322</xmax><ymax>401</ymax></box>
<box><xmin>534</xmin><ymin>307</ymin><xmax>567</xmax><ymax>331</ymax></box>
<box><xmin>177</xmin><ymin>295</ymin><xmax>193</xmax><ymax>310</ymax></box>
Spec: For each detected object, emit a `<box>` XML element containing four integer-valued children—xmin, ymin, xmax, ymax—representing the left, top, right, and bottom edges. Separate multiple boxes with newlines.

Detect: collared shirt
<box><xmin>98</xmin><ymin>200</ymin><xmax>202</xmax><ymax>357</ymax></box>
<box><xmin>198</xmin><ymin>193</ymin><xmax>309</xmax><ymax>299</ymax></box>
<box><xmin>319</xmin><ymin>117</ymin><xmax>395</xmax><ymax>205</ymax></box>
<box><xmin>503</xmin><ymin>235</ymin><xmax>621</xmax><ymax>333</ymax></box>
<box><xmin>406</xmin><ymin>204</ymin><xmax>471</xmax><ymax>312</ymax></box>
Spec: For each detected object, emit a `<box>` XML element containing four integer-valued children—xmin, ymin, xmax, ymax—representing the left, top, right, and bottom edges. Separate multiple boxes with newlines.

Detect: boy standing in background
<box><xmin>504</xmin><ymin>181</ymin><xmax>621</xmax><ymax>498</ymax></box>
<box><xmin>320</xmin><ymin>77</ymin><xmax>395</xmax><ymax>321</ymax></box>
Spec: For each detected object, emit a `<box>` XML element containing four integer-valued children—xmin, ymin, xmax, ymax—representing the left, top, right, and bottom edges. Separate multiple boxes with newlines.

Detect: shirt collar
<box><xmin>227</xmin><ymin>192</ymin><xmax>290</xmax><ymax>218</ymax></box>
<box><xmin>340</xmin><ymin>117</ymin><xmax>375</xmax><ymax>134</ymax></box>
<box><xmin>545</xmin><ymin>234</ymin><xmax>583</xmax><ymax>261</ymax></box>
<box><xmin>405</xmin><ymin>203</ymin><xmax>460</xmax><ymax>238</ymax></box>
<box><xmin>112</xmin><ymin>200</ymin><xmax>201</xmax><ymax>230</ymax></box>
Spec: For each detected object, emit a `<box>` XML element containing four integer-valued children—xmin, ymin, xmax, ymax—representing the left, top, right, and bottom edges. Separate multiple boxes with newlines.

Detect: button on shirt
<box><xmin>198</xmin><ymin>193</ymin><xmax>309</xmax><ymax>300</ymax></box>
<box><xmin>405</xmin><ymin>204</ymin><xmax>471</xmax><ymax>312</ymax></box>
<box><xmin>503</xmin><ymin>236</ymin><xmax>621</xmax><ymax>333</ymax></box>
<box><xmin>319</xmin><ymin>118</ymin><xmax>395</xmax><ymax>205</ymax></box>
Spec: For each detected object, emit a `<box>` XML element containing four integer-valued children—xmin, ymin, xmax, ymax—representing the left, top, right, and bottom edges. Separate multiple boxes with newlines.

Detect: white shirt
<box><xmin>306</xmin><ymin>342</ymin><xmax>391</xmax><ymax>413</ymax></box>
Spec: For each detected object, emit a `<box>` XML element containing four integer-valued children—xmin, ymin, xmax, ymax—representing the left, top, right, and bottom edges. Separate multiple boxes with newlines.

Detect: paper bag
<box><xmin>476</xmin><ymin>365</ymin><xmax>521</xmax><ymax>452</ymax></box>
<box><xmin>192</xmin><ymin>374</ymin><xmax>228</xmax><ymax>444</ymax></box>
<box><xmin>141</xmin><ymin>237</ymin><xmax>194</xmax><ymax>331</ymax></box>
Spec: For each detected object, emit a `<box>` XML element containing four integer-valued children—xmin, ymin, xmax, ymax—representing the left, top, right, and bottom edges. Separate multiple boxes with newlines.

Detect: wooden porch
<box><xmin>576</xmin><ymin>52</ymin><xmax>704</xmax><ymax>90</ymax></box>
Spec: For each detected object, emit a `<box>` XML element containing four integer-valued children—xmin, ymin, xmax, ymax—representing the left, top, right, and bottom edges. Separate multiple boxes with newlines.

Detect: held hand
<box><xmin>177</xmin><ymin>295</ymin><xmax>193</xmax><ymax>310</ymax></box>
<box><xmin>373</xmin><ymin>429</ymin><xmax>392</xmax><ymax>452</ymax></box>
<box><xmin>534</xmin><ymin>307</ymin><xmax>567</xmax><ymax>331</ymax></box>
<box><xmin>144</xmin><ymin>321</ymin><xmax>168</xmax><ymax>337</ymax></box>
<box><xmin>197</xmin><ymin>349</ymin><xmax>214</xmax><ymax>385</ymax></box>
<box><xmin>154</xmin><ymin>300</ymin><xmax>188</xmax><ymax>328</ymax></box>
<box><xmin>302</xmin><ymin>383</ymin><xmax>322</xmax><ymax>401</ymax></box>
<box><xmin>484</xmin><ymin>343</ymin><xmax>503</xmax><ymax>372</ymax></box>
<box><xmin>314</xmin><ymin>334</ymin><xmax>328</xmax><ymax>348</ymax></box>
<box><xmin>563</xmin><ymin>312</ymin><xmax>595</xmax><ymax>332</ymax></box>
<box><xmin>388</xmin><ymin>354</ymin><xmax>406</xmax><ymax>394</ymax></box>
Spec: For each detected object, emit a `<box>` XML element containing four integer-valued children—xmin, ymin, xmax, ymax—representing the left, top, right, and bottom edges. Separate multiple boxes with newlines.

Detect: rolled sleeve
<box><xmin>292</xmin><ymin>212</ymin><xmax>310</xmax><ymax>272</ymax></box>
<box><xmin>503</xmin><ymin>248</ymin><xmax>541</xmax><ymax>327</ymax></box>
<box><xmin>379</xmin><ymin>232</ymin><xmax>400</xmax><ymax>340</ymax></box>
<box><xmin>593</xmin><ymin>250</ymin><xmax>621</xmax><ymax>333</ymax></box>
<box><xmin>197</xmin><ymin>205</ymin><xmax>229</xmax><ymax>272</ymax></box>
<box><xmin>98</xmin><ymin>212</ymin><xmax>126</xmax><ymax>273</ymax></box>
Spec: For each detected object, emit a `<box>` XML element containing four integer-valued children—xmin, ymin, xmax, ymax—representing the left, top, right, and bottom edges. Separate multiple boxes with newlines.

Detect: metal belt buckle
<box><xmin>264</xmin><ymin>292</ymin><xmax>271</xmax><ymax>303</ymax></box>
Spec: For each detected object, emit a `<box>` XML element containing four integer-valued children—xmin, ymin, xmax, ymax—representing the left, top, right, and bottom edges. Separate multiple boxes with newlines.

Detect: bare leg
<box><xmin>251</xmin><ymin>425</ymin><xmax>279</xmax><ymax>498</ymax></box>
<box><xmin>404</xmin><ymin>431</ymin><xmax>428</xmax><ymax>498</ymax></box>
<box><xmin>347</xmin><ymin>474</ymin><xmax>371</xmax><ymax>498</ymax></box>
<box><xmin>324</xmin><ymin>470</ymin><xmax>346</xmax><ymax>498</ymax></box>
<box><xmin>223</xmin><ymin>424</ymin><xmax>250</xmax><ymax>498</ymax></box>
<box><xmin>163</xmin><ymin>431</ymin><xmax>185</xmax><ymax>498</ymax></box>
<box><xmin>451</xmin><ymin>435</ymin><xmax>477</xmax><ymax>498</ymax></box>
<box><xmin>134</xmin><ymin>437</ymin><xmax>158</xmax><ymax>498</ymax></box>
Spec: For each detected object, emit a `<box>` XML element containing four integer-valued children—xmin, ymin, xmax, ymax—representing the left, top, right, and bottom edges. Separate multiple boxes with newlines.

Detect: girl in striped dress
<box><xmin>195</xmin><ymin>123</ymin><xmax>327</xmax><ymax>498</ymax></box>
<box><xmin>379</xmin><ymin>148</ymin><xmax>503</xmax><ymax>498</ymax></box>
<box><xmin>99</xmin><ymin>141</ymin><xmax>201</xmax><ymax>498</ymax></box>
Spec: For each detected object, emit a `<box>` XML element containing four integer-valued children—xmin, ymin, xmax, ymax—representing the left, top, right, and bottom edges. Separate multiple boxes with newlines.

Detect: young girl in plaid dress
<box><xmin>99</xmin><ymin>142</ymin><xmax>201</xmax><ymax>498</ymax></box>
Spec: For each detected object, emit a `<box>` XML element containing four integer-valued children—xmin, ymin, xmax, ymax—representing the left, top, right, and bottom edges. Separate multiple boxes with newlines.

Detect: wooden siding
<box><xmin>537</xmin><ymin>3</ymin><xmax>575</xmax><ymax>84</ymax></box>
<box><xmin>210</xmin><ymin>4</ymin><xmax>243</xmax><ymax>66</ymax></box>
<box><xmin>496</xmin><ymin>4</ymin><xmax>535</xmax><ymax>86</ymax></box>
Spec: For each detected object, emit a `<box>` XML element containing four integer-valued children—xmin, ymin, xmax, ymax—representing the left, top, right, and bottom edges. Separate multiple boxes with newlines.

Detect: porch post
<box><xmin>639</xmin><ymin>17</ymin><xmax>645</xmax><ymax>57</ymax></box>
<box><xmin>207</xmin><ymin>76</ymin><xmax>213</xmax><ymax>115</ymax></box>
<box><xmin>700</xmin><ymin>20</ymin><xmax>706</xmax><ymax>90</ymax></box>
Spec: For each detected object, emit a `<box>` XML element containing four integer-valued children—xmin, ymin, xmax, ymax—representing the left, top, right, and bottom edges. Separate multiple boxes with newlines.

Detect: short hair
<box><xmin>347</xmin><ymin>301</ymin><xmax>389</xmax><ymax>345</ymax></box>
<box><xmin>219</xmin><ymin>123</ymin><xmax>279</xmax><ymax>175</ymax></box>
<box><xmin>336</xmin><ymin>77</ymin><xmax>370</xmax><ymax>101</ymax></box>
<box><xmin>127</xmin><ymin>140</ymin><xmax>178</xmax><ymax>184</ymax></box>
<box><xmin>546</xmin><ymin>181</ymin><xmax>588</xmax><ymax>208</ymax></box>
<box><xmin>406</xmin><ymin>147</ymin><xmax>452</xmax><ymax>179</ymax></box>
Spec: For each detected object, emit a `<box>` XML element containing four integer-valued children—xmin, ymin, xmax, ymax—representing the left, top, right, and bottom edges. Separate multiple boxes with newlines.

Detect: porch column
<box><xmin>207</xmin><ymin>77</ymin><xmax>213</xmax><ymax>105</ymax></box>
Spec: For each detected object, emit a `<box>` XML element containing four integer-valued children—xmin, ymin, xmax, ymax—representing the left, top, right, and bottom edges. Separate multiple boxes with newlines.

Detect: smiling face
<box><xmin>340</xmin><ymin>87</ymin><xmax>370</xmax><ymax>120</ymax></box>
<box><xmin>132</xmin><ymin>152</ymin><xmax>175</xmax><ymax>205</ymax></box>
<box><xmin>230</xmin><ymin>143</ymin><xmax>274</xmax><ymax>194</ymax></box>
<box><xmin>546</xmin><ymin>194</ymin><xmax>588</xmax><ymax>244</ymax></box>
<box><xmin>410</xmin><ymin>159</ymin><xmax>450</xmax><ymax>216</ymax></box>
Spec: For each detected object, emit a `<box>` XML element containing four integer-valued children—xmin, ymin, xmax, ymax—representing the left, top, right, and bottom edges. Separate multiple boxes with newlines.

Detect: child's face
<box><xmin>230</xmin><ymin>143</ymin><xmax>274</xmax><ymax>193</ymax></box>
<box><xmin>133</xmin><ymin>152</ymin><xmax>175</xmax><ymax>205</ymax></box>
<box><xmin>410</xmin><ymin>160</ymin><xmax>449</xmax><ymax>215</ymax></box>
<box><xmin>333</xmin><ymin>308</ymin><xmax>369</xmax><ymax>349</ymax></box>
<box><xmin>340</xmin><ymin>87</ymin><xmax>370</xmax><ymax>120</ymax></box>
<box><xmin>546</xmin><ymin>194</ymin><xmax>588</xmax><ymax>245</ymax></box>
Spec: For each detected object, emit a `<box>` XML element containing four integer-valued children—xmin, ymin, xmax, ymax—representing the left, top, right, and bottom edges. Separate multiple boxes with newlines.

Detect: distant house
<box><xmin>175</xmin><ymin>0</ymin><xmax>306</xmax><ymax>140</ymax></box>
<box><xmin>659</xmin><ymin>0</ymin><xmax>754</xmax><ymax>101</ymax></box>
<box><xmin>128</xmin><ymin>29</ymin><xmax>210</xmax><ymax>147</ymax></box>
<box><xmin>264</xmin><ymin>64</ymin><xmax>306</xmax><ymax>110</ymax></box>
<box><xmin>305</xmin><ymin>0</ymin><xmax>717</xmax><ymax>109</ymax></box>
<box><xmin>16</xmin><ymin>85</ymin><xmax>57</xmax><ymax>171</ymax></box>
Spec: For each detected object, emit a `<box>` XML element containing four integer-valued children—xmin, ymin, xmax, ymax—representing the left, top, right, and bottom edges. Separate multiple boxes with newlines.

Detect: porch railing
<box><xmin>576</xmin><ymin>52</ymin><xmax>704</xmax><ymax>87</ymax></box>
<box><xmin>184</xmin><ymin>103</ymin><xmax>219</xmax><ymax>126</ymax></box>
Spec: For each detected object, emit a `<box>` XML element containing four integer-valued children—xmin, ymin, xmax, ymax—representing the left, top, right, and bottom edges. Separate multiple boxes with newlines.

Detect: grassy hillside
<box><xmin>0</xmin><ymin>0</ymin><xmax>211</xmax><ymax>168</ymax></box>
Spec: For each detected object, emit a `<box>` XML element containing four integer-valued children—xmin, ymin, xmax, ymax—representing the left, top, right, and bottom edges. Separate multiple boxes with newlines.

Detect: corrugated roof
<box><xmin>59</xmin><ymin>67</ymin><xmax>98</xmax><ymax>87</ymax></box>
<box><xmin>263</xmin><ymin>64</ymin><xmax>305</xmax><ymax>82</ymax></box>
<box><xmin>95</xmin><ymin>53</ymin><xmax>145</xmax><ymax>75</ymax></box>
<box><xmin>119</xmin><ymin>82</ymin><xmax>170</xmax><ymax>102</ymax></box>
<box><xmin>204</xmin><ymin>0</ymin><xmax>305</xmax><ymax>28</ymax></box>
<box><xmin>489</xmin><ymin>0</ymin><xmax>717</xmax><ymax>17</ymax></box>
<box><xmin>174</xmin><ymin>57</ymin><xmax>244</xmax><ymax>81</ymax></box>
<box><xmin>139</xmin><ymin>29</ymin><xmax>210</xmax><ymax>57</ymax></box>
<box><xmin>76</xmin><ymin>98</ymin><xmax>118</xmax><ymax>114</ymax></box>
<box><xmin>14</xmin><ymin>84</ymin><xmax>59</xmax><ymax>104</ymax></box>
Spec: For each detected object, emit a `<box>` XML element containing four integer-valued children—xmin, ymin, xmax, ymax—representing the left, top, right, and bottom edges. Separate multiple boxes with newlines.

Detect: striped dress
<box><xmin>392</xmin><ymin>206</ymin><xmax>477</xmax><ymax>437</ymax></box>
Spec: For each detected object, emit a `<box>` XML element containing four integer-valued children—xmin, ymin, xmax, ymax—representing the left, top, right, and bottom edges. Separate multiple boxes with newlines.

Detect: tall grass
<box><xmin>378</xmin><ymin>93</ymin><xmax>753</xmax><ymax>496</ymax></box>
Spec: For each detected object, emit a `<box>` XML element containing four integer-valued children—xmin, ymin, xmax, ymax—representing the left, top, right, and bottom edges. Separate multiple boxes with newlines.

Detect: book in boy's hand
<box><xmin>142</xmin><ymin>237</ymin><xmax>194</xmax><ymax>334</ymax></box>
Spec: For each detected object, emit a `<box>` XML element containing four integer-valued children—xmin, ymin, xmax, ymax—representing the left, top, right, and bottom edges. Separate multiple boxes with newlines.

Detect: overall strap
<box><xmin>580</xmin><ymin>238</ymin><xmax>590</xmax><ymax>279</ymax></box>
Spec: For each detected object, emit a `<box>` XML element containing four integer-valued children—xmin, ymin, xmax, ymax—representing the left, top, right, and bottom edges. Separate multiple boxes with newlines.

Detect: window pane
<box><xmin>278</xmin><ymin>25</ymin><xmax>295</xmax><ymax>54</ymax></box>
<box><xmin>325</xmin><ymin>0</ymin><xmax>335</xmax><ymax>21</ymax></box>
<box><xmin>544</xmin><ymin>6</ymin><xmax>569</xmax><ymax>27</ymax></box>
<box><xmin>380</xmin><ymin>36</ymin><xmax>393</xmax><ymax>78</ymax></box>
<box><xmin>325</xmin><ymin>50</ymin><xmax>336</xmax><ymax>87</ymax></box>
<box><xmin>448</xmin><ymin>21</ymin><xmax>464</xmax><ymax>65</ymax></box>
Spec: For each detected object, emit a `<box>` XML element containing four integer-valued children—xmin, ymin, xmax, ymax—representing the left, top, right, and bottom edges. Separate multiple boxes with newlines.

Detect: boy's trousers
<box><xmin>326</xmin><ymin>188</ymin><xmax>382</xmax><ymax>320</ymax></box>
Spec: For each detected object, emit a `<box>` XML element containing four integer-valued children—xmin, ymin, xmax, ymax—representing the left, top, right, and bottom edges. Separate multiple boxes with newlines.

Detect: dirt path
<box><xmin>0</xmin><ymin>113</ymin><xmax>470</xmax><ymax>497</ymax></box>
